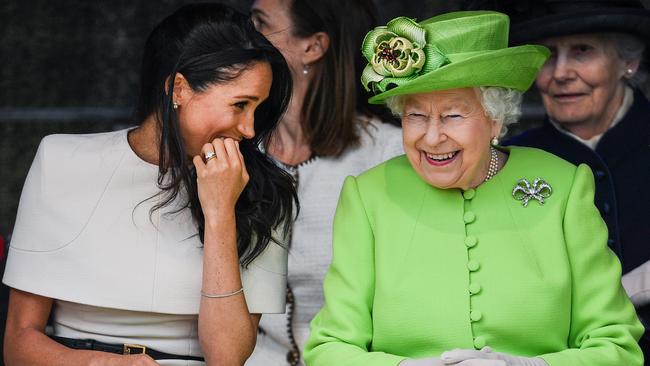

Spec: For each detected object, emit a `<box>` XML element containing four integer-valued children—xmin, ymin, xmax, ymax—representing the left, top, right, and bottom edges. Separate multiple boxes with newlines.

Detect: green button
<box><xmin>470</xmin><ymin>310</ymin><xmax>483</xmax><ymax>322</ymax></box>
<box><xmin>465</xmin><ymin>236</ymin><xmax>478</xmax><ymax>248</ymax></box>
<box><xmin>463</xmin><ymin>189</ymin><xmax>476</xmax><ymax>200</ymax></box>
<box><xmin>467</xmin><ymin>260</ymin><xmax>480</xmax><ymax>272</ymax></box>
<box><xmin>463</xmin><ymin>212</ymin><xmax>476</xmax><ymax>224</ymax></box>
<box><xmin>473</xmin><ymin>336</ymin><xmax>486</xmax><ymax>349</ymax></box>
<box><xmin>469</xmin><ymin>283</ymin><xmax>482</xmax><ymax>295</ymax></box>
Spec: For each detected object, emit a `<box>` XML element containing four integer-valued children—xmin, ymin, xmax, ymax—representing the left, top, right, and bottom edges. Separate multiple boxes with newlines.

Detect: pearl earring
<box><xmin>626</xmin><ymin>68</ymin><xmax>634</xmax><ymax>75</ymax></box>
<box><xmin>173</xmin><ymin>101</ymin><xmax>179</xmax><ymax>109</ymax></box>
<box><xmin>491</xmin><ymin>136</ymin><xmax>499</xmax><ymax>146</ymax></box>
<box><xmin>302</xmin><ymin>64</ymin><xmax>310</xmax><ymax>75</ymax></box>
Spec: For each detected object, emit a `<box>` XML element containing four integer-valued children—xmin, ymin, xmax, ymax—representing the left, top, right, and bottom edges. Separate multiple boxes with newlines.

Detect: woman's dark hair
<box><xmin>288</xmin><ymin>0</ymin><xmax>396</xmax><ymax>157</ymax></box>
<box><xmin>134</xmin><ymin>3</ymin><xmax>296</xmax><ymax>266</ymax></box>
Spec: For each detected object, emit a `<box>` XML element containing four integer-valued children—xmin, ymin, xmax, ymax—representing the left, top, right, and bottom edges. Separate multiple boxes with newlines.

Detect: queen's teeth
<box><xmin>427</xmin><ymin>151</ymin><xmax>457</xmax><ymax>160</ymax></box>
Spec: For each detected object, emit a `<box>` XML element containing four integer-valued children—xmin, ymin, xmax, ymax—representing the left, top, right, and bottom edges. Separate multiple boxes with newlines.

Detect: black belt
<box><xmin>51</xmin><ymin>335</ymin><xmax>205</xmax><ymax>362</ymax></box>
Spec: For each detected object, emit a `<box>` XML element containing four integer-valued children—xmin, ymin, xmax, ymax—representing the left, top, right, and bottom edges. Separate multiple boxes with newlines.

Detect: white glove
<box><xmin>440</xmin><ymin>347</ymin><xmax>548</xmax><ymax>366</ymax></box>
<box><xmin>622</xmin><ymin>260</ymin><xmax>650</xmax><ymax>307</ymax></box>
<box><xmin>401</xmin><ymin>357</ymin><xmax>507</xmax><ymax>366</ymax></box>
<box><xmin>399</xmin><ymin>357</ymin><xmax>446</xmax><ymax>366</ymax></box>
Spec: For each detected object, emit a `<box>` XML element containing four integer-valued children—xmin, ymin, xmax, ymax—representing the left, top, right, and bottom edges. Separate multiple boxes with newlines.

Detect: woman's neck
<box><xmin>468</xmin><ymin>148</ymin><xmax>509</xmax><ymax>190</ymax></box>
<box><xmin>267</xmin><ymin>76</ymin><xmax>313</xmax><ymax>166</ymax></box>
<box><xmin>128</xmin><ymin>115</ymin><xmax>160</xmax><ymax>165</ymax></box>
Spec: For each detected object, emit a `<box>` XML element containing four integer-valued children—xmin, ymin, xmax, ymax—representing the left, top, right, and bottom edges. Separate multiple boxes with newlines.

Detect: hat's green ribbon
<box><xmin>361</xmin><ymin>17</ymin><xmax>449</xmax><ymax>94</ymax></box>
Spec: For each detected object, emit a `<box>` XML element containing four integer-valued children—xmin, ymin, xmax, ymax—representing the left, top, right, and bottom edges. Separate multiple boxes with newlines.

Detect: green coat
<box><xmin>304</xmin><ymin>147</ymin><xmax>643</xmax><ymax>366</ymax></box>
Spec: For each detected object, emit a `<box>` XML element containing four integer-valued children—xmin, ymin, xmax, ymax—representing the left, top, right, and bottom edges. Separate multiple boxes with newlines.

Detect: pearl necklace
<box><xmin>484</xmin><ymin>147</ymin><xmax>499</xmax><ymax>182</ymax></box>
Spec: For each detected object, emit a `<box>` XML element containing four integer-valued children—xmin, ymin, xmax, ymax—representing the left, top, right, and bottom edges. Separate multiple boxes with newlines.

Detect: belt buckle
<box><xmin>123</xmin><ymin>343</ymin><xmax>147</xmax><ymax>355</ymax></box>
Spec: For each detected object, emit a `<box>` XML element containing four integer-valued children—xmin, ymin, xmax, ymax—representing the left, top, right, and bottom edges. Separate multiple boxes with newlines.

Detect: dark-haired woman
<box><xmin>247</xmin><ymin>0</ymin><xmax>403</xmax><ymax>365</ymax></box>
<box><xmin>3</xmin><ymin>3</ymin><xmax>295</xmax><ymax>365</ymax></box>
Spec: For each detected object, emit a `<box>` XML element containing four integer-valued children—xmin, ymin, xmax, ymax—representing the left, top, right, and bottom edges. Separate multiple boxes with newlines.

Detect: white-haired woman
<box><xmin>304</xmin><ymin>11</ymin><xmax>643</xmax><ymax>366</ymax></box>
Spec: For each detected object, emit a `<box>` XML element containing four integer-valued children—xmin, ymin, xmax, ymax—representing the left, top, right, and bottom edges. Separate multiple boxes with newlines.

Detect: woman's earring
<box><xmin>626</xmin><ymin>68</ymin><xmax>634</xmax><ymax>76</ymax></box>
<box><xmin>173</xmin><ymin>101</ymin><xmax>179</xmax><ymax>109</ymax></box>
<box><xmin>491</xmin><ymin>137</ymin><xmax>499</xmax><ymax>146</ymax></box>
<box><xmin>302</xmin><ymin>64</ymin><xmax>310</xmax><ymax>75</ymax></box>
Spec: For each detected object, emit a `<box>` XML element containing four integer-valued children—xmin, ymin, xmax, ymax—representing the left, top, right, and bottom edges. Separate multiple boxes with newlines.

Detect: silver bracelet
<box><xmin>200</xmin><ymin>287</ymin><xmax>244</xmax><ymax>298</ymax></box>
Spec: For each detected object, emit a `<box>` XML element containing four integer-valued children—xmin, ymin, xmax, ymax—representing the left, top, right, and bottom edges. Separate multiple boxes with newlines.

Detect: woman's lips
<box><xmin>551</xmin><ymin>93</ymin><xmax>587</xmax><ymax>102</ymax></box>
<box><xmin>424</xmin><ymin>150</ymin><xmax>459</xmax><ymax>167</ymax></box>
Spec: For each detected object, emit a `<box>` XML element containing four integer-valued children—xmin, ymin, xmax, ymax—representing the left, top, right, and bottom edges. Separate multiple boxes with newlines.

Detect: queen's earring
<box><xmin>491</xmin><ymin>136</ymin><xmax>499</xmax><ymax>146</ymax></box>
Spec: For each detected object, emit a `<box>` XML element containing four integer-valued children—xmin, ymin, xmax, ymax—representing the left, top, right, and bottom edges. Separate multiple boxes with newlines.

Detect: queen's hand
<box><xmin>440</xmin><ymin>347</ymin><xmax>547</xmax><ymax>366</ymax></box>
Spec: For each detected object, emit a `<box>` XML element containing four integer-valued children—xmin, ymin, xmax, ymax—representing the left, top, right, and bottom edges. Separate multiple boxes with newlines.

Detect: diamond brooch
<box><xmin>512</xmin><ymin>178</ymin><xmax>552</xmax><ymax>207</ymax></box>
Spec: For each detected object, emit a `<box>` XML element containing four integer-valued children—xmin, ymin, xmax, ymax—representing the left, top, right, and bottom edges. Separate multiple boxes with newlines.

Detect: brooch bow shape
<box><xmin>512</xmin><ymin>178</ymin><xmax>552</xmax><ymax>207</ymax></box>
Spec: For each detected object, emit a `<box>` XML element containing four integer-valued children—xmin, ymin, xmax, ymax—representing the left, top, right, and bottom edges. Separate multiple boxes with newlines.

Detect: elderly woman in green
<box><xmin>304</xmin><ymin>11</ymin><xmax>643</xmax><ymax>366</ymax></box>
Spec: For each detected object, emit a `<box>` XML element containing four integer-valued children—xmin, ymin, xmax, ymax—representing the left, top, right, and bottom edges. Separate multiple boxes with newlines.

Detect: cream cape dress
<box><xmin>3</xmin><ymin>129</ymin><xmax>288</xmax><ymax>365</ymax></box>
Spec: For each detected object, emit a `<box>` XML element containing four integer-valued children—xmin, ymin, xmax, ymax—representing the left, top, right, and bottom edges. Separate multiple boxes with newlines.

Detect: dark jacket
<box><xmin>506</xmin><ymin>89</ymin><xmax>650</xmax><ymax>275</ymax></box>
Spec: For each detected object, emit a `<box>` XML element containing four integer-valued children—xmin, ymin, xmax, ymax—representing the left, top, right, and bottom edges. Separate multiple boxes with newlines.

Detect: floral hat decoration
<box><xmin>361</xmin><ymin>11</ymin><xmax>550</xmax><ymax>104</ymax></box>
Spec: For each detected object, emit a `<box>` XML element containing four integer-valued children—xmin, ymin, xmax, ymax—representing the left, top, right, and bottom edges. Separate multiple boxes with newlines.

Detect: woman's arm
<box><xmin>303</xmin><ymin>176</ymin><xmax>407</xmax><ymax>366</ymax></box>
<box><xmin>4</xmin><ymin>289</ymin><xmax>160</xmax><ymax>366</ymax></box>
<box><xmin>194</xmin><ymin>138</ymin><xmax>259</xmax><ymax>365</ymax></box>
<box><xmin>537</xmin><ymin>164</ymin><xmax>644</xmax><ymax>366</ymax></box>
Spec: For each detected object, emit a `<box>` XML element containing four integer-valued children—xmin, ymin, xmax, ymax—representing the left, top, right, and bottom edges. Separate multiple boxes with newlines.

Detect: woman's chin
<box><xmin>417</xmin><ymin>172</ymin><xmax>460</xmax><ymax>190</ymax></box>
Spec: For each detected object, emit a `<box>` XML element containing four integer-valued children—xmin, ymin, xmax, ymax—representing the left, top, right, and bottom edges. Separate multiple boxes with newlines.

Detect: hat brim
<box><xmin>368</xmin><ymin>44</ymin><xmax>549</xmax><ymax>104</ymax></box>
<box><xmin>509</xmin><ymin>8</ymin><xmax>650</xmax><ymax>44</ymax></box>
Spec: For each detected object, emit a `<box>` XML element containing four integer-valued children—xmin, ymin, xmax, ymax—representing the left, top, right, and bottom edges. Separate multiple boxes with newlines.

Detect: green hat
<box><xmin>361</xmin><ymin>11</ymin><xmax>550</xmax><ymax>104</ymax></box>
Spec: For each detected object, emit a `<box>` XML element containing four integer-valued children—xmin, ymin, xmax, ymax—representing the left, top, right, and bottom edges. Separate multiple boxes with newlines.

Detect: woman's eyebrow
<box><xmin>233</xmin><ymin>95</ymin><xmax>260</xmax><ymax>101</ymax></box>
<box><xmin>250</xmin><ymin>8</ymin><xmax>268</xmax><ymax>21</ymax></box>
